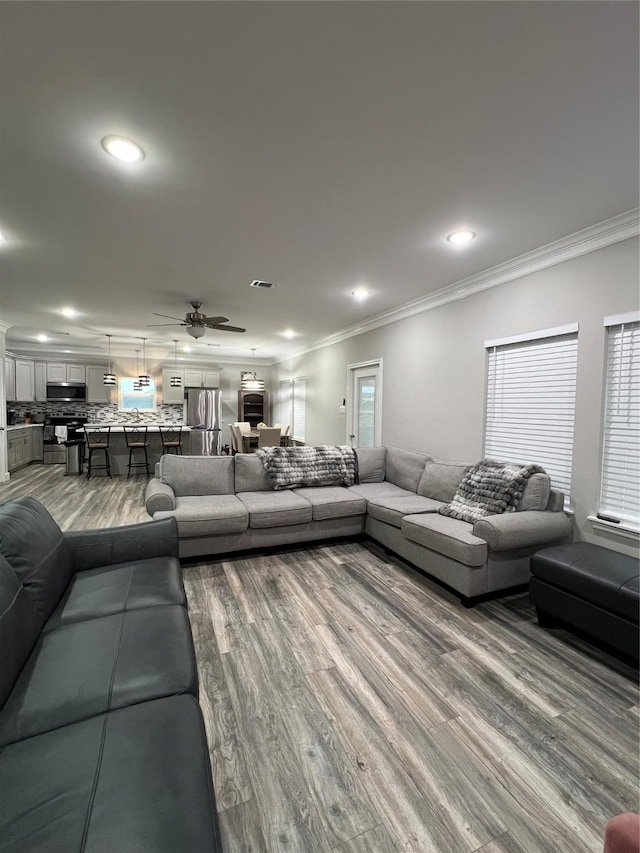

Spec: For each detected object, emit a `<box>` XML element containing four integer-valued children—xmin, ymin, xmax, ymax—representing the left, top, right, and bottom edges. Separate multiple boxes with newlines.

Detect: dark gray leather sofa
<box><xmin>0</xmin><ymin>497</ymin><xmax>222</xmax><ymax>853</ymax></box>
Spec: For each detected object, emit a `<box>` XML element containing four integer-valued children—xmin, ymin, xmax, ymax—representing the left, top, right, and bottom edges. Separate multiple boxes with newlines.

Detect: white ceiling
<box><xmin>1</xmin><ymin>1</ymin><xmax>638</xmax><ymax>364</ymax></box>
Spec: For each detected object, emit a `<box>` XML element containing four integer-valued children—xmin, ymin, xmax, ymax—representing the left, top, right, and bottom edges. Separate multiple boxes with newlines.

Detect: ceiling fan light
<box><xmin>187</xmin><ymin>326</ymin><xmax>205</xmax><ymax>339</ymax></box>
<box><xmin>103</xmin><ymin>372</ymin><xmax>116</xmax><ymax>386</ymax></box>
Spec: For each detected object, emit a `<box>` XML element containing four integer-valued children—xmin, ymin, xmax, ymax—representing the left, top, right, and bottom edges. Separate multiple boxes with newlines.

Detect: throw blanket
<box><xmin>256</xmin><ymin>445</ymin><xmax>358</xmax><ymax>490</ymax></box>
<box><xmin>439</xmin><ymin>458</ymin><xmax>546</xmax><ymax>524</ymax></box>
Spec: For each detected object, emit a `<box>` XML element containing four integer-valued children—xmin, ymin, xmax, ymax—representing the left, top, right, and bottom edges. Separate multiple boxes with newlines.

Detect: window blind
<box><xmin>279</xmin><ymin>380</ymin><xmax>292</xmax><ymax>427</ymax></box>
<box><xmin>600</xmin><ymin>319</ymin><xmax>640</xmax><ymax>525</ymax></box>
<box><xmin>485</xmin><ymin>331</ymin><xmax>578</xmax><ymax>501</ymax></box>
<box><xmin>292</xmin><ymin>378</ymin><xmax>306</xmax><ymax>442</ymax></box>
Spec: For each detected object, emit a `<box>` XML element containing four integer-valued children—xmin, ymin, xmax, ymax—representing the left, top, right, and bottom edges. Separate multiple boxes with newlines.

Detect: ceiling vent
<box><xmin>249</xmin><ymin>280</ymin><xmax>276</xmax><ymax>289</ymax></box>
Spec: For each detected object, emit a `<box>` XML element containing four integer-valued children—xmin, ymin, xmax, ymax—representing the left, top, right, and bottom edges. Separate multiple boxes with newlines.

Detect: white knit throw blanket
<box><xmin>439</xmin><ymin>458</ymin><xmax>546</xmax><ymax>524</ymax></box>
<box><xmin>256</xmin><ymin>445</ymin><xmax>357</xmax><ymax>490</ymax></box>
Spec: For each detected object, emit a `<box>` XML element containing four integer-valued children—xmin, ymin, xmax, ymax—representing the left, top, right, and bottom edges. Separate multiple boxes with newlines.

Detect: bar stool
<box><xmin>84</xmin><ymin>427</ymin><xmax>112</xmax><ymax>480</ymax></box>
<box><xmin>159</xmin><ymin>426</ymin><xmax>183</xmax><ymax>455</ymax></box>
<box><xmin>124</xmin><ymin>426</ymin><xmax>150</xmax><ymax>478</ymax></box>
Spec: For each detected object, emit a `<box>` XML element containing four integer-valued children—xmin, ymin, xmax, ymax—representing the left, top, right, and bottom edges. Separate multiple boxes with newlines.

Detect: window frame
<box><xmin>118</xmin><ymin>377</ymin><xmax>157</xmax><ymax>412</ymax></box>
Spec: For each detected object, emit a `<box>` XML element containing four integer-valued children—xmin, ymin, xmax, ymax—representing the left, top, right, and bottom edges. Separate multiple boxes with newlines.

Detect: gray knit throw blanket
<box><xmin>255</xmin><ymin>445</ymin><xmax>357</xmax><ymax>490</ymax></box>
<box><xmin>439</xmin><ymin>458</ymin><xmax>546</xmax><ymax>524</ymax></box>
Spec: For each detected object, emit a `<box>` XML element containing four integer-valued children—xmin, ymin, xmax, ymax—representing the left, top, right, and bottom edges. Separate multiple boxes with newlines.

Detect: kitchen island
<box><xmin>83</xmin><ymin>425</ymin><xmax>221</xmax><ymax>476</ymax></box>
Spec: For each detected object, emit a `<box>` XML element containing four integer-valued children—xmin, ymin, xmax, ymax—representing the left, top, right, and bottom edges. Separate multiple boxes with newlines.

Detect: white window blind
<box><xmin>279</xmin><ymin>380</ymin><xmax>292</xmax><ymax>427</ymax></box>
<box><xmin>292</xmin><ymin>378</ymin><xmax>306</xmax><ymax>442</ymax></box>
<box><xmin>485</xmin><ymin>330</ymin><xmax>578</xmax><ymax>501</ymax></box>
<box><xmin>600</xmin><ymin>318</ymin><xmax>640</xmax><ymax>525</ymax></box>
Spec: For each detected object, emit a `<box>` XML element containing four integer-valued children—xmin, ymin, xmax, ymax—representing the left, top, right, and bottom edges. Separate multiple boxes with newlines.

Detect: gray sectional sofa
<box><xmin>145</xmin><ymin>446</ymin><xmax>571</xmax><ymax>603</ymax></box>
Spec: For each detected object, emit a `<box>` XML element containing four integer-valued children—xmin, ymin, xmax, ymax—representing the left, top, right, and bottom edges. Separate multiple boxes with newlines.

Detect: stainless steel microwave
<box><xmin>46</xmin><ymin>383</ymin><xmax>87</xmax><ymax>403</ymax></box>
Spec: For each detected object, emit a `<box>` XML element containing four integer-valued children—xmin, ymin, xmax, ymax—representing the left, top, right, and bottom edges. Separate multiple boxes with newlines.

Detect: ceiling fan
<box><xmin>148</xmin><ymin>301</ymin><xmax>246</xmax><ymax>339</ymax></box>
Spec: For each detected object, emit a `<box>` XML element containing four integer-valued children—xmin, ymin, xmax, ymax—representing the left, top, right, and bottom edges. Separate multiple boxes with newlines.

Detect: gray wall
<box><xmin>275</xmin><ymin>237</ymin><xmax>640</xmax><ymax>556</ymax></box>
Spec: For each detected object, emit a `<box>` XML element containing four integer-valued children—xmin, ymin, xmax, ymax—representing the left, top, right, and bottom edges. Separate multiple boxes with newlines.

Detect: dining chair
<box><xmin>234</xmin><ymin>422</ymin><xmax>252</xmax><ymax>436</ymax></box>
<box><xmin>258</xmin><ymin>427</ymin><xmax>282</xmax><ymax>448</ymax></box>
<box><xmin>84</xmin><ymin>426</ymin><xmax>111</xmax><ymax>480</ymax></box>
<box><xmin>229</xmin><ymin>424</ymin><xmax>243</xmax><ymax>455</ymax></box>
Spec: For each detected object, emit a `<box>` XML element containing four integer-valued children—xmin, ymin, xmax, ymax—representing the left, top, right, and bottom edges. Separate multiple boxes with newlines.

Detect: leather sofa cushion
<box><xmin>385</xmin><ymin>447</ymin><xmax>431</xmax><ymax>493</ymax></box>
<box><xmin>159</xmin><ymin>454</ymin><xmax>235</xmax><ymax>496</ymax></box>
<box><xmin>354</xmin><ymin>447</ymin><xmax>386</xmax><ymax>483</ymax></box>
<box><xmin>402</xmin><ymin>513</ymin><xmax>488</xmax><ymax>566</ymax></box>
<box><xmin>0</xmin><ymin>497</ymin><xmax>72</xmax><ymax>624</ymax></box>
<box><xmin>531</xmin><ymin>543</ymin><xmax>640</xmax><ymax>623</ymax></box>
<box><xmin>367</xmin><ymin>495</ymin><xmax>444</xmax><ymax>528</ymax></box>
<box><xmin>0</xmin><ymin>695</ymin><xmax>222</xmax><ymax>853</ymax></box>
<box><xmin>293</xmin><ymin>487</ymin><xmax>367</xmax><ymax>520</ymax></box>
<box><xmin>43</xmin><ymin>556</ymin><xmax>186</xmax><ymax>632</ymax></box>
<box><xmin>348</xmin><ymin>482</ymin><xmax>415</xmax><ymax>503</ymax></box>
<box><xmin>417</xmin><ymin>459</ymin><xmax>472</xmax><ymax>502</ymax></box>
<box><xmin>155</xmin><ymin>496</ymin><xmax>249</xmax><ymax>537</ymax></box>
<box><xmin>234</xmin><ymin>453</ymin><xmax>271</xmax><ymax>492</ymax></box>
<box><xmin>0</xmin><ymin>555</ymin><xmax>41</xmax><ymax>709</ymax></box>
<box><xmin>237</xmin><ymin>490</ymin><xmax>313</xmax><ymax>528</ymax></box>
<box><xmin>0</xmin><ymin>605</ymin><xmax>197</xmax><ymax>745</ymax></box>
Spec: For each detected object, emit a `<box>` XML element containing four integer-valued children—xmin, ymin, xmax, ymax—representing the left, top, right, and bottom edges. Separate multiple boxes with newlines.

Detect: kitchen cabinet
<box><xmin>7</xmin><ymin>428</ymin><xmax>33</xmax><ymax>472</ymax></box>
<box><xmin>35</xmin><ymin>362</ymin><xmax>47</xmax><ymax>402</ymax></box>
<box><xmin>4</xmin><ymin>357</ymin><xmax>16</xmax><ymax>402</ymax></box>
<box><xmin>31</xmin><ymin>425</ymin><xmax>44</xmax><ymax>461</ymax></box>
<box><xmin>161</xmin><ymin>369</ymin><xmax>185</xmax><ymax>405</ymax></box>
<box><xmin>86</xmin><ymin>366</ymin><xmax>111</xmax><ymax>403</ymax></box>
<box><xmin>183</xmin><ymin>369</ymin><xmax>220</xmax><ymax>389</ymax></box>
<box><xmin>15</xmin><ymin>359</ymin><xmax>35</xmax><ymax>402</ymax></box>
<box><xmin>47</xmin><ymin>363</ymin><xmax>86</xmax><ymax>383</ymax></box>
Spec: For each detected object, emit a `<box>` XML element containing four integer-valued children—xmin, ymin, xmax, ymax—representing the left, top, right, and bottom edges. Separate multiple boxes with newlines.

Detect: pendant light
<box><xmin>133</xmin><ymin>349</ymin><xmax>142</xmax><ymax>391</ymax></box>
<box><xmin>138</xmin><ymin>337</ymin><xmax>150</xmax><ymax>387</ymax></box>
<box><xmin>103</xmin><ymin>334</ymin><xmax>116</xmax><ymax>386</ymax></box>
<box><xmin>170</xmin><ymin>339</ymin><xmax>182</xmax><ymax>387</ymax></box>
<box><xmin>241</xmin><ymin>348</ymin><xmax>265</xmax><ymax>391</ymax></box>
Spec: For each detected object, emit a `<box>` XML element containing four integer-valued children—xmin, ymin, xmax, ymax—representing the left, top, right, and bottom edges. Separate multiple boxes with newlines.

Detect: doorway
<box><xmin>347</xmin><ymin>360</ymin><xmax>382</xmax><ymax>447</ymax></box>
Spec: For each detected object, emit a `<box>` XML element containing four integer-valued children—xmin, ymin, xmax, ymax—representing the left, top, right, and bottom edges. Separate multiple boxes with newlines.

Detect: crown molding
<box><xmin>0</xmin><ymin>321</ymin><xmax>12</xmax><ymax>334</ymax></box>
<box><xmin>273</xmin><ymin>208</ymin><xmax>640</xmax><ymax>365</ymax></box>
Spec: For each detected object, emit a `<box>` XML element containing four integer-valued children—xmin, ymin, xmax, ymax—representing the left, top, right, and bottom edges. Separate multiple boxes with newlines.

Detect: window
<box><xmin>599</xmin><ymin>313</ymin><xmax>640</xmax><ymax>526</ymax></box>
<box><xmin>279</xmin><ymin>377</ymin><xmax>306</xmax><ymax>443</ymax></box>
<box><xmin>484</xmin><ymin>324</ymin><xmax>578</xmax><ymax>502</ymax></box>
<box><xmin>292</xmin><ymin>378</ymin><xmax>306</xmax><ymax>443</ymax></box>
<box><xmin>118</xmin><ymin>377</ymin><xmax>156</xmax><ymax>412</ymax></box>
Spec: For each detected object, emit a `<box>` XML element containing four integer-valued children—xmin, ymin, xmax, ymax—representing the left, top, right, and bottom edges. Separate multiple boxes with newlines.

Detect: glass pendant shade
<box><xmin>104</xmin><ymin>334</ymin><xmax>116</xmax><ymax>386</ymax></box>
<box><xmin>170</xmin><ymin>340</ymin><xmax>182</xmax><ymax>386</ymax></box>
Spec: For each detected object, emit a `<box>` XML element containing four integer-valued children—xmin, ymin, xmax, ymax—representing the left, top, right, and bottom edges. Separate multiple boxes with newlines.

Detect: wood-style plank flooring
<box><xmin>3</xmin><ymin>464</ymin><xmax>639</xmax><ymax>852</ymax></box>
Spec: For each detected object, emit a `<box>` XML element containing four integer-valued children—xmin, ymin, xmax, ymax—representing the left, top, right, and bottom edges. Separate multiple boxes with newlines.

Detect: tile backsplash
<box><xmin>8</xmin><ymin>402</ymin><xmax>184</xmax><ymax>424</ymax></box>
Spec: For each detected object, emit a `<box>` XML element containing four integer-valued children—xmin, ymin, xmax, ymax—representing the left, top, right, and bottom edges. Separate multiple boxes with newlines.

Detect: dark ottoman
<box><xmin>530</xmin><ymin>542</ymin><xmax>639</xmax><ymax>660</ymax></box>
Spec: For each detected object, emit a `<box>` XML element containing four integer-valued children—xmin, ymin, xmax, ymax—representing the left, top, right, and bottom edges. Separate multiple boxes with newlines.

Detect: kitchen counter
<box><xmin>7</xmin><ymin>423</ymin><xmax>44</xmax><ymax>431</ymax></box>
<box><xmin>86</xmin><ymin>424</ymin><xmax>196</xmax><ymax>432</ymax></box>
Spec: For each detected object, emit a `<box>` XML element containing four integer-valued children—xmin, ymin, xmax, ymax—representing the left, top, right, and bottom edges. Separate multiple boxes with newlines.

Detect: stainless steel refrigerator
<box><xmin>186</xmin><ymin>389</ymin><xmax>222</xmax><ymax>455</ymax></box>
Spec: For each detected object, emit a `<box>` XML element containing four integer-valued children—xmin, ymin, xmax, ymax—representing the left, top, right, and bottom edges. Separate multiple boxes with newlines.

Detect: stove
<box><xmin>43</xmin><ymin>414</ymin><xmax>89</xmax><ymax>464</ymax></box>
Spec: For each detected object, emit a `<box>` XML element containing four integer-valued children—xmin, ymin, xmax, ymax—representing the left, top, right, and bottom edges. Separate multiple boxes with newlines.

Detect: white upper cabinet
<box><xmin>47</xmin><ymin>363</ymin><xmax>86</xmax><ymax>383</ymax></box>
<box><xmin>161</xmin><ymin>369</ymin><xmax>184</xmax><ymax>404</ymax></box>
<box><xmin>15</xmin><ymin>359</ymin><xmax>35</xmax><ymax>402</ymax></box>
<box><xmin>34</xmin><ymin>362</ymin><xmax>47</xmax><ymax>402</ymax></box>
<box><xmin>86</xmin><ymin>366</ymin><xmax>111</xmax><ymax>403</ymax></box>
<box><xmin>183</xmin><ymin>369</ymin><xmax>220</xmax><ymax>388</ymax></box>
<box><xmin>4</xmin><ymin>357</ymin><xmax>16</xmax><ymax>402</ymax></box>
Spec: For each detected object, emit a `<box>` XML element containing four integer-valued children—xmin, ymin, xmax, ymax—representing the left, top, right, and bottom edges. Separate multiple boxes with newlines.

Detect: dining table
<box><xmin>241</xmin><ymin>430</ymin><xmax>290</xmax><ymax>453</ymax></box>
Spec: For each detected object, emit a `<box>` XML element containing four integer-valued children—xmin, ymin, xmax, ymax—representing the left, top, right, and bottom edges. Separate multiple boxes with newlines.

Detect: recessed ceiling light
<box><xmin>351</xmin><ymin>288</ymin><xmax>370</xmax><ymax>302</ymax></box>
<box><xmin>281</xmin><ymin>329</ymin><xmax>297</xmax><ymax>339</ymax></box>
<box><xmin>60</xmin><ymin>307</ymin><xmax>78</xmax><ymax>318</ymax></box>
<box><xmin>183</xmin><ymin>345</ymin><xmax>191</xmax><ymax>353</ymax></box>
<box><xmin>37</xmin><ymin>334</ymin><xmax>48</xmax><ymax>342</ymax></box>
<box><xmin>446</xmin><ymin>230</ymin><xmax>476</xmax><ymax>245</ymax></box>
<box><xmin>101</xmin><ymin>135</ymin><xmax>145</xmax><ymax>163</ymax></box>
<box><xmin>0</xmin><ymin>232</ymin><xmax>5</xmax><ymax>243</ymax></box>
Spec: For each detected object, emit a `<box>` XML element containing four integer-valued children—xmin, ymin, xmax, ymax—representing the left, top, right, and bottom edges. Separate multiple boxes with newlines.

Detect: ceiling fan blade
<box><xmin>152</xmin><ymin>312</ymin><xmax>187</xmax><ymax>322</ymax></box>
<box><xmin>203</xmin><ymin>315</ymin><xmax>228</xmax><ymax>324</ymax></box>
<box><xmin>207</xmin><ymin>323</ymin><xmax>246</xmax><ymax>333</ymax></box>
<box><xmin>147</xmin><ymin>322</ymin><xmax>187</xmax><ymax>327</ymax></box>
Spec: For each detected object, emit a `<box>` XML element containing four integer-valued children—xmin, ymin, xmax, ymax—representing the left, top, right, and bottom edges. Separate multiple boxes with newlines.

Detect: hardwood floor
<box><xmin>3</xmin><ymin>464</ymin><xmax>639</xmax><ymax>852</ymax></box>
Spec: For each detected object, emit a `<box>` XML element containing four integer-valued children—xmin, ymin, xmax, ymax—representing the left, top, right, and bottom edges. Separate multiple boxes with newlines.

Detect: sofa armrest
<box><xmin>64</xmin><ymin>517</ymin><xmax>179</xmax><ymax>573</ymax></box>
<box><xmin>145</xmin><ymin>478</ymin><xmax>177</xmax><ymax>516</ymax></box>
<box><xmin>473</xmin><ymin>511</ymin><xmax>571</xmax><ymax>552</ymax></box>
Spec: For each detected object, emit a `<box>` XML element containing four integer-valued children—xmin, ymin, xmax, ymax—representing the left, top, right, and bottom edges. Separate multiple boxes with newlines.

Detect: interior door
<box><xmin>348</xmin><ymin>362</ymin><xmax>382</xmax><ymax>447</ymax></box>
